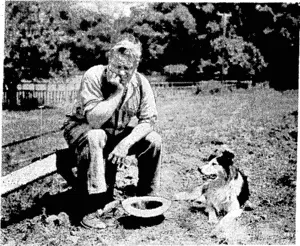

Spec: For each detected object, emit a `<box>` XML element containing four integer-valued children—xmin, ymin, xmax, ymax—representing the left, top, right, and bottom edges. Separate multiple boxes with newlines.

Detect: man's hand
<box><xmin>108</xmin><ymin>140</ymin><xmax>131</xmax><ymax>166</ymax></box>
<box><xmin>108</xmin><ymin>72</ymin><xmax>124</xmax><ymax>91</ymax></box>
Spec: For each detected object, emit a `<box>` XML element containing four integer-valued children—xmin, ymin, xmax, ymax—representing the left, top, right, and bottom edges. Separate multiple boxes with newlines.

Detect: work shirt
<box><xmin>70</xmin><ymin>65</ymin><xmax>157</xmax><ymax>135</ymax></box>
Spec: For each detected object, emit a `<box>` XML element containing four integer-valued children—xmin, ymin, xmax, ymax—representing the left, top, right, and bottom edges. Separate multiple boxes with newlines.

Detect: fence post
<box><xmin>46</xmin><ymin>83</ymin><xmax>49</xmax><ymax>105</ymax></box>
<box><xmin>64</xmin><ymin>83</ymin><xmax>68</xmax><ymax>104</ymax></box>
<box><xmin>38</xmin><ymin>105</ymin><xmax>44</xmax><ymax>159</ymax></box>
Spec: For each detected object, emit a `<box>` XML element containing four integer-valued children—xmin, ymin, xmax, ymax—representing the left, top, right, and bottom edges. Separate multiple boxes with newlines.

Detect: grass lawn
<box><xmin>1</xmin><ymin>85</ymin><xmax>298</xmax><ymax>245</ymax></box>
<box><xmin>2</xmin><ymin>107</ymin><xmax>68</xmax><ymax>176</ymax></box>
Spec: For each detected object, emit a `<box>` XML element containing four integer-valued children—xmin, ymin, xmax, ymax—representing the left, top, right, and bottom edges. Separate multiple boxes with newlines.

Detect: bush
<box><xmin>163</xmin><ymin>64</ymin><xmax>188</xmax><ymax>81</ymax></box>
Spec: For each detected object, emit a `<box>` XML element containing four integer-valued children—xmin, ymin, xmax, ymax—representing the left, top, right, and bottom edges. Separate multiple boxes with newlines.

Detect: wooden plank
<box><xmin>1</xmin><ymin>153</ymin><xmax>58</xmax><ymax>196</ymax></box>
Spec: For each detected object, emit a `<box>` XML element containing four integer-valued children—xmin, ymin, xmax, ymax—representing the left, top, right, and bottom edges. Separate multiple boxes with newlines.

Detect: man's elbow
<box><xmin>139</xmin><ymin>115</ymin><xmax>157</xmax><ymax>126</ymax></box>
<box><xmin>138</xmin><ymin>117</ymin><xmax>157</xmax><ymax>131</ymax></box>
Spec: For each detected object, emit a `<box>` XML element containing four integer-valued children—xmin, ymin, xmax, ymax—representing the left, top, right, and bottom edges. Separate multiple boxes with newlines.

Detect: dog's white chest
<box><xmin>206</xmin><ymin>173</ymin><xmax>244</xmax><ymax>213</ymax></box>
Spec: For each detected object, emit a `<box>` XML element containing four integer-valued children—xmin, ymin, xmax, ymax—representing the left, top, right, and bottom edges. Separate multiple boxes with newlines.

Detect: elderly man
<box><xmin>63</xmin><ymin>35</ymin><xmax>162</xmax><ymax>228</ymax></box>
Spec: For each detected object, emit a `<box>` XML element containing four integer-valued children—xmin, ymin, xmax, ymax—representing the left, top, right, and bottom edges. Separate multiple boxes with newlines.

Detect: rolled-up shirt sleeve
<box><xmin>137</xmin><ymin>75</ymin><xmax>158</xmax><ymax>125</ymax></box>
<box><xmin>79</xmin><ymin>66</ymin><xmax>105</xmax><ymax>116</ymax></box>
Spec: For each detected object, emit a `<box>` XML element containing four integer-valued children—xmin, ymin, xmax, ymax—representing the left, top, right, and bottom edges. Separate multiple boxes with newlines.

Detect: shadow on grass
<box><xmin>1</xmin><ymin>188</ymin><xmax>113</xmax><ymax>228</ymax></box>
<box><xmin>3</xmin><ymin>104</ymin><xmax>56</xmax><ymax>111</ymax></box>
<box><xmin>1</xmin><ymin>189</ymin><xmax>77</xmax><ymax>228</ymax></box>
<box><xmin>118</xmin><ymin>215</ymin><xmax>165</xmax><ymax>229</ymax></box>
<box><xmin>189</xmin><ymin>205</ymin><xmax>207</xmax><ymax>214</ymax></box>
<box><xmin>1</xmin><ymin>148</ymin><xmax>116</xmax><ymax>228</ymax></box>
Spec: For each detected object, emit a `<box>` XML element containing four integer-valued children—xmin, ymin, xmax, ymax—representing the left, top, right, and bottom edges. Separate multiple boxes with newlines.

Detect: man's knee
<box><xmin>145</xmin><ymin>131</ymin><xmax>162</xmax><ymax>149</ymax></box>
<box><xmin>86</xmin><ymin>129</ymin><xmax>107</xmax><ymax>148</ymax></box>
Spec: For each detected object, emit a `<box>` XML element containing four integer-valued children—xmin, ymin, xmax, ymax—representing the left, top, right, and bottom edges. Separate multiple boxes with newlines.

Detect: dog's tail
<box><xmin>237</xmin><ymin>172</ymin><xmax>251</xmax><ymax>208</ymax></box>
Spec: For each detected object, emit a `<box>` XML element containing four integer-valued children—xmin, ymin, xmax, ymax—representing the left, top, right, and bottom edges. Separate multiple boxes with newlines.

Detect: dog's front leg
<box><xmin>206</xmin><ymin>206</ymin><xmax>218</xmax><ymax>224</ymax></box>
<box><xmin>216</xmin><ymin>200</ymin><xmax>242</xmax><ymax>230</ymax></box>
<box><xmin>174</xmin><ymin>185</ymin><xmax>204</xmax><ymax>201</ymax></box>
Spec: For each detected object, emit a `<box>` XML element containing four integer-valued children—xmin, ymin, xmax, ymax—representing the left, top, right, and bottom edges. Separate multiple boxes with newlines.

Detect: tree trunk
<box><xmin>6</xmin><ymin>85</ymin><xmax>18</xmax><ymax>110</ymax></box>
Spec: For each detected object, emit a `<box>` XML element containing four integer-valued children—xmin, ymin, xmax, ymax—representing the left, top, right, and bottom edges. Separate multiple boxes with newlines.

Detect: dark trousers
<box><xmin>62</xmin><ymin>120</ymin><xmax>162</xmax><ymax>198</ymax></box>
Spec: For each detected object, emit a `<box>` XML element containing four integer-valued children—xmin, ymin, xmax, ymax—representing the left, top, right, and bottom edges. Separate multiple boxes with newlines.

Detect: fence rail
<box><xmin>2</xmin><ymin>81</ymin><xmax>195</xmax><ymax>107</ymax></box>
<box><xmin>2</xmin><ymin>80</ymin><xmax>252</xmax><ymax>107</ymax></box>
<box><xmin>3</xmin><ymin>83</ymin><xmax>79</xmax><ymax>107</ymax></box>
<box><xmin>2</xmin><ymin>128</ymin><xmax>62</xmax><ymax>148</ymax></box>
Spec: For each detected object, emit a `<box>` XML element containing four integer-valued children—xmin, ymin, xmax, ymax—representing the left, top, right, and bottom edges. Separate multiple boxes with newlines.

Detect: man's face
<box><xmin>107</xmin><ymin>52</ymin><xmax>136</xmax><ymax>85</ymax></box>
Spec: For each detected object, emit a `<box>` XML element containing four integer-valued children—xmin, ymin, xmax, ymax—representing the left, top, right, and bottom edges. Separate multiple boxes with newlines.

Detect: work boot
<box><xmin>81</xmin><ymin>211</ymin><xmax>107</xmax><ymax>229</ymax></box>
<box><xmin>80</xmin><ymin>193</ymin><xmax>111</xmax><ymax>229</ymax></box>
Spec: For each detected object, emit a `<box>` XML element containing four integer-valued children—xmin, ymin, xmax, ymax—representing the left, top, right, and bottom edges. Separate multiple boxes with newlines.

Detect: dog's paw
<box><xmin>210</xmin><ymin>226</ymin><xmax>226</xmax><ymax>239</ymax></box>
<box><xmin>208</xmin><ymin>218</ymin><xmax>219</xmax><ymax>225</ymax></box>
<box><xmin>173</xmin><ymin>192</ymin><xmax>189</xmax><ymax>201</ymax></box>
<box><xmin>214</xmin><ymin>222</ymin><xmax>224</xmax><ymax>232</ymax></box>
<box><xmin>210</xmin><ymin>222</ymin><xmax>227</xmax><ymax>238</ymax></box>
<box><xmin>210</xmin><ymin>228</ymin><xmax>219</xmax><ymax>238</ymax></box>
<box><xmin>215</xmin><ymin>216</ymin><xmax>237</xmax><ymax>232</ymax></box>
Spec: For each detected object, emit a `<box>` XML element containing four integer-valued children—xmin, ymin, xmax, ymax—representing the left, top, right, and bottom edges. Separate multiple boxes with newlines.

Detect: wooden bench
<box><xmin>1</xmin><ymin>147</ymin><xmax>76</xmax><ymax>196</ymax></box>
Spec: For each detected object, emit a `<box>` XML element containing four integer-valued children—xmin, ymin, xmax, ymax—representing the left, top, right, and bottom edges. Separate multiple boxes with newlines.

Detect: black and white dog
<box><xmin>174</xmin><ymin>149</ymin><xmax>250</xmax><ymax>229</ymax></box>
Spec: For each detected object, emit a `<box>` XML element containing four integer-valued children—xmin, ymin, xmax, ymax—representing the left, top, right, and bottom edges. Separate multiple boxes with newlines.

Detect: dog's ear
<box><xmin>217</xmin><ymin>150</ymin><xmax>235</xmax><ymax>167</ymax></box>
<box><xmin>207</xmin><ymin>154</ymin><xmax>217</xmax><ymax>161</ymax></box>
<box><xmin>203</xmin><ymin>154</ymin><xmax>217</xmax><ymax>162</ymax></box>
<box><xmin>222</xmin><ymin>150</ymin><xmax>235</xmax><ymax>161</ymax></box>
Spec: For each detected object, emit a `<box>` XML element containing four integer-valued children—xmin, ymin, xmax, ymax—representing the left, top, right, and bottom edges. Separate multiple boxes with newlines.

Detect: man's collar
<box><xmin>129</xmin><ymin>71</ymin><xmax>139</xmax><ymax>88</ymax></box>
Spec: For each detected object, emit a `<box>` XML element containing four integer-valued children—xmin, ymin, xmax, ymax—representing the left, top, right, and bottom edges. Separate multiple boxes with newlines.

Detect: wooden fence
<box><xmin>2</xmin><ymin>81</ymin><xmax>198</xmax><ymax>107</ymax></box>
<box><xmin>2</xmin><ymin>83</ymin><xmax>80</xmax><ymax>107</ymax></box>
<box><xmin>2</xmin><ymin>80</ymin><xmax>252</xmax><ymax>107</ymax></box>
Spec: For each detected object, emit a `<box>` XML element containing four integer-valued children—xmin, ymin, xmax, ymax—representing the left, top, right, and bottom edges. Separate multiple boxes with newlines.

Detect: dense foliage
<box><xmin>4</xmin><ymin>1</ymin><xmax>300</xmax><ymax>103</ymax></box>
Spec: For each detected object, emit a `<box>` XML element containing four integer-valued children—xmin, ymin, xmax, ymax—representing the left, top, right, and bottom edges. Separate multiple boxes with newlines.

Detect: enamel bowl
<box><xmin>122</xmin><ymin>196</ymin><xmax>171</xmax><ymax>218</ymax></box>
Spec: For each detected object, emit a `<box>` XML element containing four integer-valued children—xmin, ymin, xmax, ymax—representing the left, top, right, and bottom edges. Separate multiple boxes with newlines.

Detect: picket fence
<box><xmin>3</xmin><ymin>83</ymin><xmax>80</xmax><ymax>107</ymax></box>
<box><xmin>2</xmin><ymin>81</ymin><xmax>204</xmax><ymax>107</ymax></box>
<box><xmin>2</xmin><ymin>80</ymin><xmax>252</xmax><ymax>107</ymax></box>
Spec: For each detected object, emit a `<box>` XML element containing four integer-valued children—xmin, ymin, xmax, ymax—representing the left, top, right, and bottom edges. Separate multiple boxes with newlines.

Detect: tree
<box><xmin>208</xmin><ymin>35</ymin><xmax>267</xmax><ymax>82</ymax></box>
<box><xmin>182</xmin><ymin>3</ymin><xmax>268</xmax><ymax>81</ymax></box>
<box><xmin>122</xmin><ymin>3</ymin><xmax>196</xmax><ymax>77</ymax></box>
<box><xmin>181</xmin><ymin>2</ymin><xmax>299</xmax><ymax>88</ymax></box>
<box><xmin>164</xmin><ymin>64</ymin><xmax>188</xmax><ymax>81</ymax></box>
<box><xmin>4</xmin><ymin>2</ymin><xmax>75</xmax><ymax>108</ymax></box>
<box><xmin>60</xmin><ymin>4</ymin><xmax>114</xmax><ymax>70</ymax></box>
<box><xmin>230</xmin><ymin>3</ymin><xmax>300</xmax><ymax>89</ymax></box>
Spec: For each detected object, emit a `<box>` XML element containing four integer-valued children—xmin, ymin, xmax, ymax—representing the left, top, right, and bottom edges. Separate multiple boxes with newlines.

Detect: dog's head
<box><xmin>199</xmin><ymin>149</ymin><xmax>235</xmax><ymax>181</ymax></box>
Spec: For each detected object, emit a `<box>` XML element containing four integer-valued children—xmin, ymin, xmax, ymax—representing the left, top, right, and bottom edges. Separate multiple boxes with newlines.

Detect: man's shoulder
<box><xmin>136</xmin><ymin>72</ymin><xmax>150</xmax><ymax>87</ymax></box>
<box><xmin>84</xmin><ymin>65</ymin><xmax>106</xmax><ymax>78</ymax></box>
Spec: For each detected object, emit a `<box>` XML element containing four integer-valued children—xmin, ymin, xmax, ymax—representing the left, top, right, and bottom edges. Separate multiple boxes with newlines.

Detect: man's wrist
<box><xmin>116</xmin><ymin>86</ymin><xmax>124</xmax><ymax>93</ymax></box>
<box><xmin>120</xmin><ymin>138</ymin><xmax>133</xmax><ymax>149</ymax></box>
<box><xmin>112</xmin><ymin>85</ymin><xmax>125</xmax><ymax>97</ymax></box>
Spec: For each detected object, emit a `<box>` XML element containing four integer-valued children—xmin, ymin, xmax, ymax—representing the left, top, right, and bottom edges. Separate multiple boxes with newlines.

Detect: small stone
<box><xmin>58</xmin><ymin>212</ymin><xmax>69</xmax><ymax>223</ymax></box>
<box><xmin>260</xmin><ymin>214</ymin><xmax>267</xmax><ymax>220</ymax></box>
<box><xmin>3</xmin><ymin>240</ymin><xmax>16</xmax><ymax>246</ymax></box>
<box><xmin>97</xmin><ymin>209</ymin><xmax>104</xmax><ymax>216</ymax></box>
<box><xmin>45</xmin><ymin>215</ymin><xmax>59</xmax><ymax>224</ymax></box>
<box><xmin>68</xmin><ymin>236</ymin><xmax>80</xmax><ymax>244</ymax></box>
<box><xmin>105</xmin><ymin>218</ymin><xmax>116</xmax><ymax>227</ymax></box>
